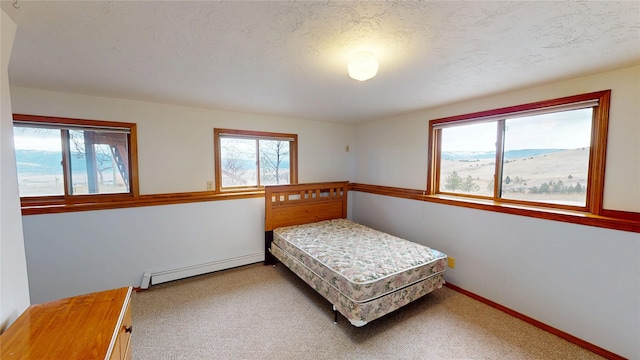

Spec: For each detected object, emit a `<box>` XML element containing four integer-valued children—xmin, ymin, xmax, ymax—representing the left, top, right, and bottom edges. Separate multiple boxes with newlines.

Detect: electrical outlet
<box><xmin>447</xmin><ymin>257</ymin><xmax>456</xmax><ymax>269</ymax></box>
<box><xmin>206</xmin><ymin>181</ymin><xmax>214</xmax><ymax>191</ymax></box>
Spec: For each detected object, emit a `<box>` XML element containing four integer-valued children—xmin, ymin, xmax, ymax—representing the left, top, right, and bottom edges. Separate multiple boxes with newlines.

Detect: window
<box><xmin>428</xmin><ymin>90</ymin><xmax>610</xmax><ymax>213</ymax></box>
<box><xmin>13</xmin><ymin>114</ymin><xmax>139</xmax><ymax>203</ymax></box>
<box><xmin>214</xmin><ymin>128</ymin><xmax>298</xmax><ymax>192</ymax></box>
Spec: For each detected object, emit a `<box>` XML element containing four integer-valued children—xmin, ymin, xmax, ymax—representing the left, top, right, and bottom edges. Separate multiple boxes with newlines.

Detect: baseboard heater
<box><xmin>140</xmin><ymin>252</ymin><xmax>264</xmax><ymax>289</ymax></box>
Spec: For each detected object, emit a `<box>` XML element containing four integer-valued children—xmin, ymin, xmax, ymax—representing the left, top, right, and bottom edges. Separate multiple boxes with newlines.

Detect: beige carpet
<box><xmin>131</xmin><ymin>263</ymin><xmax>604</xmax><ymax>360</ymax></box>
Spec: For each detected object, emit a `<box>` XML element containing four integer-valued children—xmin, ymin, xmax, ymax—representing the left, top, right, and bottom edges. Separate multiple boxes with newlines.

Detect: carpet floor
<box><xmin>131</xmin><ymin>263</ymin><xmax>604</xmax><ymax>360</ymax></box>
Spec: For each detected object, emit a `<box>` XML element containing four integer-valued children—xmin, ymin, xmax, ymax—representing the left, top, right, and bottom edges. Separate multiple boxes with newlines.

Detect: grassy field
<box><xmin>17</xmin><ymin>173</ymin><xmax>127</xmax><ymax>196</ymax></box>
<box><xmin>440</xmin><ymin>148</ymin><xmax>589</xmax><ymax>205</ymax></box>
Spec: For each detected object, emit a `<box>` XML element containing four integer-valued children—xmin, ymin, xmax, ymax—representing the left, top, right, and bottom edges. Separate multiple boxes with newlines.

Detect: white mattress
<box><xmin>272</xmin><ymin>218</ymin><xmax>447</xmax><ymax>303</ymax></box>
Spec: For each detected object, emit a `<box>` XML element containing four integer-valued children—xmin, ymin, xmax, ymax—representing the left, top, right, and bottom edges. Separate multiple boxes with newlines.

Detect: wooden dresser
<box><xmin>0</xmin><ymin>287</ymin><xmax>133</xmax><ymax>360</ymax></box>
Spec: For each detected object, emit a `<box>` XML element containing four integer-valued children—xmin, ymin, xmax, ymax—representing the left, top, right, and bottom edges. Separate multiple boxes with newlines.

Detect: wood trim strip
<box><xmin>588</xmin><ymin>90</ymin><xmax>611</xmax><ymax>216</ymax></box>
<box><xmin>350</xmin><ymin>183</ymin><xmax>426</xmax><ymax>200</ymax></box>
<box><xmin>444</xmin><ymin>283</ymin><xmax>626</xmax><ymax>360</ymax></box>
<box><xmin>350</xmin><ymin>183</ymin><xmax>640</xmax><ymax>233</ymax></box>
<box><xmin>600</xmin><ymin>209</ymin><xmax>640</xmax><ymax>222</ymax></box>
<box><xmin>429</xmin><ymin>90</ymin><xmax>610</xmax><ymax>126</ymax></box>
<box><xmin>22</xmin><ymin>182</ymin><xmax>640</xmax><ymax>234</ymax></box>
<box><xmin>21</xmin><ymin>190</ymin><xmax>264</xmax><ymax>215</ymax></box>
<box><xmin>128</xmin><ymin>124</ymin><xmax>140</xmax><ymax>198</ymax></box>
<box><xmin>213</xmin><ymin>129</ymin><xmax>223</xmax><ymax>194</ymax></box>
<box><xmin>13</xmin><ymin>113</ymin><xmax>137</xmax><ymax>129</ymax></box>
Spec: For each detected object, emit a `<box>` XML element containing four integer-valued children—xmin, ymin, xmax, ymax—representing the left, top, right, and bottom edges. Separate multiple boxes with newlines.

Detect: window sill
<box><xmin>423</xmin><ymin>194</ymin><xmax>640</xmax><ymax>233</ymax></box>
<box><xmin>21</xmin><ymin>190</ymin><xmax>265</xmax><ymax>215</ymax></box>
<box><xmin>350</xmin><ymin>183</ymin><xmax>640</xmax><ymax>233</ymax></box>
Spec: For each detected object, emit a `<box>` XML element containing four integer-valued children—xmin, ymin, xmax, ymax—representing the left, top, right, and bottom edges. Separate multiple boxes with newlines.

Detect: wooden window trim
<box><xmin>213</xmin><ymin>128</ymin><xmax>298</xmax><ymax>194</ymax></box>
<box><xmin>14</xmin><ymin>114</ymin><xmax>140</xmax><ymax>208</ymax></box>
<box><xmin>427</xmin><ymin>90</ymin><xmax>611</xmax><ymax>215</ymax></box>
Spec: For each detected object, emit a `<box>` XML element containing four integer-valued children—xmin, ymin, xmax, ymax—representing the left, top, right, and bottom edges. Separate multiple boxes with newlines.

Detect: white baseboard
<box><xmin>140</xmin><ymin>252</ymin><xmax>264</xmax><ymax>289</ymax></box>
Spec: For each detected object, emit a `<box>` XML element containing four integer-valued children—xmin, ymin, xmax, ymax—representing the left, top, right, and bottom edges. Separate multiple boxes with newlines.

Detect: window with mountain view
<box><xmin>214</xmin><ymin>129</ymin><xmax>298</xmax><ymax>192</ymax></box>
<box><xmin>13</xmin><ymin>114</ymin><xmax>138</xmax><ymax>202</ymax></box>
<box><xmin>428</xmin><ymin>90</ymin><xmax>610</xmax><ymax>212</ymax></box>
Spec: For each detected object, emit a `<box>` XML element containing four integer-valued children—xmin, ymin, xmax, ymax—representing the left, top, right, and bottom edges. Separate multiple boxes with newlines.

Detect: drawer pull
<box><xmin>125</xmin><ymin>325</ymin><xmax>133</xmax><ymax>333</ymax></box>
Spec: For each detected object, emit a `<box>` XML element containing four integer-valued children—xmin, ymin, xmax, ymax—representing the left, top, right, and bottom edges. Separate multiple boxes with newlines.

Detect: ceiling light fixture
<box><xmin>348</xmin><ymin>52</ymin><xmax>378</xmax><ymax>81</ymax></box>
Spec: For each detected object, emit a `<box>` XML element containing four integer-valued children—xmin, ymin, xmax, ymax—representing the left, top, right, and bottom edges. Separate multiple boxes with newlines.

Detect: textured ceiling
<box><xmin>2</xmin><ymin>1</ymin><xmax>639</xmax><ymax>123</ymax></box>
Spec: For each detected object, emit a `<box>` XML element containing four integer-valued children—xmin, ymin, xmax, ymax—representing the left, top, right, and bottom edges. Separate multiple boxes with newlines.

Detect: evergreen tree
<box><xmin>444</xmin><ymin>171</ymin><xmax>462</xmax><ymax>192</ymax></box>
<box><xmin>553</xmin><ymin>180</ymin><xmax>565</xmax><ymax>193</ymax></box>
<box><xmin>539</xmin><ymin>183</ymin><xmax>550</xmax><ymax>193</ymax></box>
<box><xmin>461</xmin><ymin>175</ymin><xmax>480</xmax><ymax>192</ymax></box>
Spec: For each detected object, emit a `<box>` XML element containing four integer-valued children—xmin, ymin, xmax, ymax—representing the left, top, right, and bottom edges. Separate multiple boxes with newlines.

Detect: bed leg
<box><xmin>264</xmin><ymin>231</ymin><xmax>277</xmax><ymax>266</ymax></box>
<box><xmin>332</xmin><ymin>305</ymin><xmax>338</xmax><ymax>324</ymax></box>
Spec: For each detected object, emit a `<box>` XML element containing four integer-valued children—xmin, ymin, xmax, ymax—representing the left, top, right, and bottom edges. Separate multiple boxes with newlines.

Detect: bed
<box><xmin>264</xmin><ymin>181</ymin><xmax>447</xmax><ymax>327</ymax></box>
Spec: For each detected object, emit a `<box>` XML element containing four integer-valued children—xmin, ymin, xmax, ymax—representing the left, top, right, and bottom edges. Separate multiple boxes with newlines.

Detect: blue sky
<box><xmin>13</xmin><ymin>127</ymin><xmax>61</xmax><ymax>151</ymax></box>
<box><xmin>442</xmin><ymin>108</ymin><xmax>593</xmax><ymax>152</ymax></box>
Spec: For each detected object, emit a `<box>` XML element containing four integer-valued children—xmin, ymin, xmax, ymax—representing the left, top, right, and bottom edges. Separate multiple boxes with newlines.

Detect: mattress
<box><xmin>272</xmin><ymin>218</ymin><xmax>447</xmax><ymax>304</ymax></box>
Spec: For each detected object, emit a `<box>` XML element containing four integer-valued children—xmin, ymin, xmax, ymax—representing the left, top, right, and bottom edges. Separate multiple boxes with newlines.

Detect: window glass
<box><xmin>14</xmin><ymin>126</ymin><xmax>64</xmax><ymax>196</ymax></box>
<box><xmin>501</xmin><ymin>109</ymin><xmax>592</xmax><ymax>206</ymax></box>
<box><xmin>440</xmin><ymin>122</ymin><xmax>496</xmax><ymax>196</ymax></box>
<box><xmin>220</xmin><ymin>137</ymin><xmax>258</xmax><ymax>188</ymax></box>
<box><xmin>68</xmin><ymin>130</ymin><xmax>130</xmax><ymax>195</ymax></box>
<box><xmin>259</xmin><ymin>139</ymin><xmax>290</xmax><ymax>186</ymax></box>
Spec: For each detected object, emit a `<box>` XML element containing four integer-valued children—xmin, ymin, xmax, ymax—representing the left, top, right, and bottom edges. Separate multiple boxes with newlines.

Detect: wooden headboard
<box><xmin>264</xmin><ymin>181</ymin><xmax>349</xmax><ymax>264</ymax></box>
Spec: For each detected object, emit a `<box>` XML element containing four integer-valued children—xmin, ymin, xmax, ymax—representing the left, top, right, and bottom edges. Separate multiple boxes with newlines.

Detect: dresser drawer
<box><xmin>110</xmin><ymin>298</ymin><xmax>133</xmax><ymax>360</ymax></box>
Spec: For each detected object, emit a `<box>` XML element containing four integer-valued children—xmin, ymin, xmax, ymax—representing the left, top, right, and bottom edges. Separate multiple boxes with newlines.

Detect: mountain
<box><xmin>442</xmin><ymin>149</ymin><xmax>564</xmax><ymax>161</ymax></box>
<box><xmin>15</xmin><ymin>149</ymin><xmax>113</xmax><ymax>175</ymax></box>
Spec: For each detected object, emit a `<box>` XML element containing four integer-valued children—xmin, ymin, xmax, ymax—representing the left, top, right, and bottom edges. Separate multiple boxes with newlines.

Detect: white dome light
<box><xmin>348</xmin><ymin>52</ymin><xmax>378</xmax><ymax>81</ymax></box>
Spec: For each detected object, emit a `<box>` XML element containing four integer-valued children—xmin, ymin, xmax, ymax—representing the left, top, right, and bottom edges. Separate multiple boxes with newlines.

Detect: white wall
<box><xmin>22</xmin><ymin>198</ymin><xmax>264</xmax><ymax>303</ymax></box>
<box><xmin>0</xmin><ymin>9</ymin><xmax>30</xmax><ymax>331</ymax></box>
<box><xmin>352</xmin><ymin>65</ymin><xmax>640</xmax><ymax>358</ymax></box>
<box><xmin>10</xmin><ymin>88</ymin><xmax>356</xmax><ymax>303</ymax></box>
